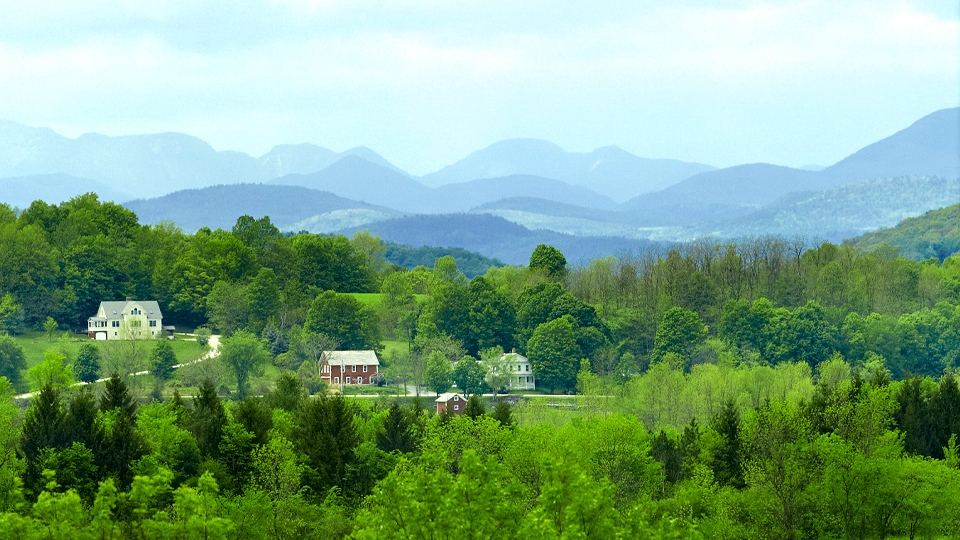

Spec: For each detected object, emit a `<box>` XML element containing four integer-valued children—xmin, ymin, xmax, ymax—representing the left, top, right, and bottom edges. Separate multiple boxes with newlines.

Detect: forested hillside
<box><xmin>851</xmin><ymin>202</ymin><xmax>960</xmax><ymax>262</ymax></box>
<box><xmin>0</xmin><ymin>194</ymin><xmax>959</xmax><ymax>538</ymax></box>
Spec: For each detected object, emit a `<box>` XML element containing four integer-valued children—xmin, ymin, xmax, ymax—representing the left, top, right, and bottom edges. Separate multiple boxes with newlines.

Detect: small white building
<box><xmin>320</xmin><ymin>350</ymin><xmax>381</xmax><ymax>385</ymax></box>
<box><xmin>501</xmin><ymin>351</ymin><xmax>536</xmax><ymax>391</ymax></box>
<box><xmin>87</xmin><ymin>299</ymin><xmax>168</xmax><ymax>340</ymax></box>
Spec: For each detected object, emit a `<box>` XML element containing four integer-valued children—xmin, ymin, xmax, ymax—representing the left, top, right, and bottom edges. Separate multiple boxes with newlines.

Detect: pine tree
<box><xmin>64</xmin><ymin>387</ymin><xmax>98</xmax><ymax>450</ymax></box>
<box><xmin>98</xmin><ymin>373</ymin><xmax>137</xmax><ymax>418</ymax></box>
<box><xmin>21</xmin><ymin>383</ymin><xmax>66</xmax><ymax>495</ymax></box>
<box><xmin>293</xmin><ymin>394</ymin><xmax>357</xmax><ymax>494</ymax></box>
<box><xmin>650</xmin><ymin>430</ymin><xmax>682</xmax><ymax>484</ymax></box>
<box><xmin>189</xmin><ymin>380</ymin><xmax>228</xmax><ymax>459</ymax></box>
<box><xmin>464</xmin><ymin>395</ymin><xmax>486</xmax><ymax>419</ymax></box>
<box><xmin>710</xmin><ymin>400</ymin><xmax>744</xmax><ymax>488</ymax></box>
<box><xmin>492</xmin><ymin>400</ymin><xmax>513</xmax><ymax>427</ymax></box>
<box><xmin>377</xmin><ymin>402</ymin><xmax>415</xmax><ymax>454</ymax></box>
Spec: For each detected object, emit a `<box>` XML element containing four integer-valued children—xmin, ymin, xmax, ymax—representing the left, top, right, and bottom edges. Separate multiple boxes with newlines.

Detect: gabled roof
<box><xmin>323</xmin><ymin>350</ymin><xmax>380</xmax><ymax>366</ymax></box>
<box><xmin>436</xmin><ymin>392</ymin><xmax>464</xmax><ymax>403</ymax></box>
<box><xmin>500</xmin><ymin>352</ymin><xmax>529</xmax><ymax>362</ymax></box>
<box><xmin>94</xmin><ymin>300</ymin><xmax>163</xmax><ymax>320</ymax></box>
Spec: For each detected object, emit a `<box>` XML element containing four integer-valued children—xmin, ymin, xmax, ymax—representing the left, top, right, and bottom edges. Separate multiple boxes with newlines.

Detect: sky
<box><xmin>1</xmin><ymin>0</ymin><xmax>957</xmax><ymax>175</ymax></box>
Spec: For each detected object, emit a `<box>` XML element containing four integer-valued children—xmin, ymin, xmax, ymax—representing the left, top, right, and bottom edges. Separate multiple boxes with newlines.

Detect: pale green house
<box><xmin>87</xmin><ymin>298</ymin><xmax>169</xmax><ymax>340</ymax></box>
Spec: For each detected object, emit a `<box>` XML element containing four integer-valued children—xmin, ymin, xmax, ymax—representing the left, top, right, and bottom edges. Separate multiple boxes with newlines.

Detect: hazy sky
<box><xmin>1</xmin><ymin>0</ymin><xmax>957</xmax><ymax>174</ymax></box>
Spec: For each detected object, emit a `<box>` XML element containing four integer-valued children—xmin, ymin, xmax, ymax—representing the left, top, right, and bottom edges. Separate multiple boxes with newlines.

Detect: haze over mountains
<box><xmin>0</xmin><ymin>107</ymin><xmax>957</xmax><ymax>263</ymax></box>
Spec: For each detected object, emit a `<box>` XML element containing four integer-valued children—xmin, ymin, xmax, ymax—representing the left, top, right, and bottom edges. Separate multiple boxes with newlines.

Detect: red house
<box><xmin>320</xmin><ymin>350</ymin><xmax>380</xmax><ymax>386</ymax></box>
<box><xmin>436</xmin><ymin>392</ymin><xmax>467</xmax><ymax>415</ymax></box>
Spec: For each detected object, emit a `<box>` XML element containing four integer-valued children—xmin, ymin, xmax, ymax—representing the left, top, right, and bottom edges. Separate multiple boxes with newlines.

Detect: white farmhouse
<box><xmin>87</xmin><ymin>298</ymin><xmax>169</xmax><ymax>340</ymax></box>
<box><xmin>501</xmin><ymin>351</ymin><xmax>535</xmax><ymax>391</ymax></box>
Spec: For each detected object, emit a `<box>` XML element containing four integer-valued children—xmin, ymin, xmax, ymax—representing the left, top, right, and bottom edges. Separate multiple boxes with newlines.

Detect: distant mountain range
<box><xmin>267</xmin><ymin>157</ymin><xmax>618</xmax><ymax>213</ymax></box>
<box><xmin>338</xmin><ymin>213</ymin><xmax>662</xmax><ymax>266</ymax></box>
<box><xmin>2</xmin><ymin>107</ymin><xmax>957</xmax><ymax>262</ymax></box>
<box><xmin>0</xmin><ymin>120</ymin><xmax>401</xmax><ymax>199</ymax></box>
<box><xmin>419</xmin><ymin>139</ymin><xmax>715</xmax><ymax>202</ymax></box>
<box><xmin>124</xmin><ymin>184</ymin><xmax>401</xmax><ymax>233</ymax></box>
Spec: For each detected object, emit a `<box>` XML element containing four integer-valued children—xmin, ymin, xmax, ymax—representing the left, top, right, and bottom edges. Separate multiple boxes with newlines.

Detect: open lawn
<box><xmin>348</xmin><ymin>293</ymin><xmax>428</xmax><ymax>308</ymax></box>
<box><xmin>10</xmin><ymin>331</ymin><xmax>208</xmax><ymax>369</ymax></box>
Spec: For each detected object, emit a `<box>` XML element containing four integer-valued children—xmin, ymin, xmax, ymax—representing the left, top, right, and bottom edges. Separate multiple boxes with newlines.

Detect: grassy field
<box><xmin>348</xmin><ymin>293</ymin><xmax>428</xmax><ymax>307</ymax></box>
<box><xmin>10</xmin><ymin>331</ymin><xmax>208</xmax><ymax>369</ymax></box>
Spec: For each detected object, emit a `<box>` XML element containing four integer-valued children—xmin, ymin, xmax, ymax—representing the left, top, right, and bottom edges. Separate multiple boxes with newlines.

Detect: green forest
<box><xmin>1</xmin><ymin>194</ymin><xmax>960</xmax><ymax>538</ymax></box>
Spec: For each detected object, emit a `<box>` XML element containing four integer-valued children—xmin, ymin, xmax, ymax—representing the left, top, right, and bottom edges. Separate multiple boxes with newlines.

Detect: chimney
<box><xmin>126</xmin><ymin>297</ymin><xmax>132</xmax><ymax>302</ymax></box>
<box><xmin>512</xmin><ymin>348</ymin><xmax>516</xmax><ymax>353</ymax></box>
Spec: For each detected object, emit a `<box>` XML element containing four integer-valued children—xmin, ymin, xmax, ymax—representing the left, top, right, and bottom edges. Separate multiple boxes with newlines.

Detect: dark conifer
<box><xmin>377</xmin><ymin>402</ymin><xmax>414</xmax><ymax>454</ymax></box>
<box><xmin>189</xmin><ymin>379</ymin><xmax>228</xmax><ymax>459</ymax></box>
<box><xmin>464</xmin><ymin>394</ymin><xmax>486</xmax><ymax>419</ymax></box>
<box><xmin>491</xmin><ymin>399</ymin><xmax>513</xmax><ymax>427</ymax></box>
<box><xmin>710</xmin><ymin>400</ymin><xmax>744</xmax><ymax>488</ymax></box>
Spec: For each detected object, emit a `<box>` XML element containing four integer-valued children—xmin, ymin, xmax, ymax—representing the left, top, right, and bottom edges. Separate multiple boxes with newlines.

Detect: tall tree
<box><xmin>377</xmin><ymin>402</ymin><xmax>415</xmax><ymax>454</ymax></box>
<box><xmin>293</xmin><ymin>395</ymin><xmax>357</xmax><ymax>494</ymax></box>
<box><xmin>652</xmin><ymin>307</ymin><xmax>708</xmax><ymax>366</ymax></box>
<box><xmin>526</xmin><ymin>316</ymin><xmax>582</xmax><ymax>393</ymax></box>
<box><xmin>189</xmin><ymin>380</ymin><xmax>228</xmax><ymax>459</ymax></box>
<box><xmin>305</xmin><ymin>291</ymin><xmax>381</xmax><ymax>351</ymax></box>
<box><xmin>73</xmin><ymin>343</ymin><xmax>101</xmax><ymax>384</ymax></box>
<box><xmin>149</xmin><ymin>339</ymin><xmax>177</xmax><ymax>382</ymax></box>
<box><xmin>529</xmin><ymin>244</ymin><xmax>567</xmax><ymax>280</ymax></box>
<box><xmin>218</xmin><ymin>330</ymin><xmax>270</xmax><ymax>399</ymax></box>
<box><xmin>424</xmin><ymin>351</ymin><xmax>453</xmax><ymax>395</ymax></box>
<box><xmin>246</xmin><ymin>267</ymin><xmax>281</xmax><ymax>333</ymax></box>
<box><xmin>0</xmin><ymin>335</ymin><xmax>26</xmax><ymax>387</ymax></box>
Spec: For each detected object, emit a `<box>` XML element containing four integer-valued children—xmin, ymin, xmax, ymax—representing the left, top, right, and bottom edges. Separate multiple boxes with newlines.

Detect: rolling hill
<box><xmin>338</xmin><ymin>213</ymin><xmax>663</xmax><ymax>265</ymax></box>
<box><xmin>420</xmin><ymin>138</ymin><xmax>715</xmax><ymax>202</ymax></box>
<box><xmin>124</xmin><ymin>184</ymin><xmax>401</xmax><ymax>233</ymax></box>
<box><xmin>270</xmin><ymin>158</ymin><xmax>617</xmax><ymax>213</ymax></box>
<box><xmin>849</xmin><ymin>202</ymin><xmax>960</xmax><ymax>262</ymax></box>
<box><xmin>695</xmin><ymin>176</ymin><xmax>960</xmax><ymax>242</ymax></box>
<box><xmin>619</xmin><ymin>108</ymin><xmax>960</xmax><ymax>225</ymax></box>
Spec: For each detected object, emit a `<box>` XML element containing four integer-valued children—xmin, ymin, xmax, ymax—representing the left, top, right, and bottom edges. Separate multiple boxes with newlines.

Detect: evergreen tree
<box><xmin>21</xmin><ymin>384</ymin><xmax>66</xmax><ymax>494</ymax></box>
<box><xmin>710</xmin><ymin>400</ymin><xmax>744</xmax><ymax>488</ymax></box>
<box><xmin>232</xmin><ymin>397</ymin><xmax>273</xmax><ymax>446</ymax></box>
<box><xmin>64</xmin><ymin>387</ymin><xmax>99</xmax><ymax>451</ymax></box>
<box><xmin>491</xmin><ymin>400</ymin><xmax>513</xmax><ymax>427</ymax></box>
<box><xmin>650</xmin><ymin>430</ymin><xmax>682</xmax><ymax>484</ymax></box>
<box><xmin>189</xmin><ymin>380</ymin><xmax>228</xmax><ymax>459</ymax></box>
<box><xmin>294</xmin><ymin>394</ymin><xmax>357</xmax><ymax>494</ymax></box>
<box><xmin>149</xmin><ymin>339</ymin><xmax>177</xmax><ymax>382</ymax></box>
<box><xmin>98</xmin><ymin>373</ymin><xmax>137</xmax><ymax>418</ymax></box>
<box><xmin>73</xmin><ymin>343</ymin><xmax>101</xmax><ymax>384</ymax></box>
<box><xmin>265</xmin><ymin>373</ymin><xmax>306</xmax><ymax>413</ymax></box>
<box><xmin>377</xmin><ymin>402</ymin><xmax>415</xmax><ymax>454</ymax></box>
<box><xmin>464</xmin><ymin>394</ymin><xmax>486</xmax><ymax>419</ymax></box>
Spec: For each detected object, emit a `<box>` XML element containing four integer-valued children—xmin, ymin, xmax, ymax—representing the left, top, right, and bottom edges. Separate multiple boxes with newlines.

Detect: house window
<box><xmin>351</xmin><ymin>365</ymin><xmax>357</xmax><ymax>373</ymax></box>
<box><xmin>149</xmin><ymin>320</ymin><xmax>157</xmax><ymax>327</ymax></box>
<box><xmin>363</xmin><ymin>365</ymin><xmax>368</xmax><ymax>372</ymax></box>
<box><xmin>112</xmin><ymin>321</ymin><xmax>120</xmax><ymax>328</ymax></box>
<box><xmin>357</xmin><ymin>377</ymin><xmax>363</xmax><ymax>384</ymax></box>
<box><xmin>454</xmin><ymin>405</ymin><xmax>459</xmax><ymax>411</ymax></box>
<box><xmin>334</xmin><ymin>377</ymin><xmax>340</xmax><ymax>384</ymax></box>
<box><xmin>525</xmin><ymin>365</ymin><xmax>530</xmax><ymax>372</ymax></box>
<box><xmin>346</xmin><ymin>377</ymin><xmax>351</xmax><ymax>384</ymax></box>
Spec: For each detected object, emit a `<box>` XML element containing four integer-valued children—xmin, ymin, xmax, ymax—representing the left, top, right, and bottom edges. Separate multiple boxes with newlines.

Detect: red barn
<box><xmin>436</xmin><ymin>392</ymin><xmax>467</xmax><ymax>415</ymax></box>
<box><xmin>320</xmin><ymin>350</ymin><xmax>380</xmax><ymax>386</ymax></box>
